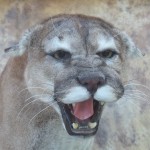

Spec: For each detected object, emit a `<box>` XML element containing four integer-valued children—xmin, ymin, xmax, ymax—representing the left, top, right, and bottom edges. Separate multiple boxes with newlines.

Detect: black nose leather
<box><xmin>77</xmin><ymin>72</ymin><xmax>105</xmax><ymax>94</ymax></box>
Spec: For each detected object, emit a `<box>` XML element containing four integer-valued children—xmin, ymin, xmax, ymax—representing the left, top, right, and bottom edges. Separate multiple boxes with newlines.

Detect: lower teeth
<box><xmin>72</xmin><ymin>122</ymin><xmax>97</xmax><ymax>129</ymax></box>
<box><xmin>72</xmin><ymin>123</ymin><xmax>79</xmax><ymax>129</ymax></box>
<box><xmin>88</xmin><ymin>122</ymin><xmax>97</xmax><ymax>129</ymax></box>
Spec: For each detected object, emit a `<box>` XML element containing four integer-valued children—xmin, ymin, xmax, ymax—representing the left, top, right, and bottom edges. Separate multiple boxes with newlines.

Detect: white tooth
<box><xmin>101</xmin><ymin>102</ymin><xmax>105</xmax><ymax>105</ymax></box>
<box><xmin>72</xmin><ymin>123</ymin><xmax>78</xmax><ymax>129</ymax></box>
<box><xmin>88</xmin><ymin>122</ymin><xmax>97</xmax><ymax>129</ymax></box>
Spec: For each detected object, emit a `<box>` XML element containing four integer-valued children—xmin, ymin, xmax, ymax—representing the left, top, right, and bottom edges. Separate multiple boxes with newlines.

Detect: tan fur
<box><xmin>0</xmin><ymin>14</ymin><xmax>141</xmax><ymax>150</ymax></box>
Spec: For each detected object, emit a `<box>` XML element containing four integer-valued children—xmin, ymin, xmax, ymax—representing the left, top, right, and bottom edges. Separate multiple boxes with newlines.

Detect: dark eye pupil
<box><xmin>58</xmin><ymin>51</ymin><xmax>66</xmax><ymax>58</ymax></box>
<box><xmin>97</xmin><ymin>50</ymin><xmax>117</xmax><ymax>58</ymax></box>
<box><xmin>52</xmin><ymin>50</ymin><xmax>71</xmax><ymax>60</ymax></box>
<box><xmin>102</xmin><ymin>51</ymin><xmax>112</xmax><ymax>58</ymax></box>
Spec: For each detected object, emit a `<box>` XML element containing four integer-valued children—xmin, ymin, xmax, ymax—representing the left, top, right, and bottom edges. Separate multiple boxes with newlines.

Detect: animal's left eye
<box><xmin>97</xmin><ymin>49</ymin><xmax>118</xmax><ymax>59</ymax></box>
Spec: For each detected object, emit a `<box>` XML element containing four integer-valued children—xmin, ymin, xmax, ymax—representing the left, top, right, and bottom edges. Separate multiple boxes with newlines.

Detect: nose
<box><xmin>77</xmin><ymin>72</ymin><xmax>105</xmax><ymax>95</ymax></box>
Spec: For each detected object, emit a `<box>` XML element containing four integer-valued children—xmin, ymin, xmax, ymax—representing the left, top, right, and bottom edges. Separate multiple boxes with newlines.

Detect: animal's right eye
<box><xmin>50</xmin><ymin>50</ymin><xmax>71</xmax><ymax>60</ymax></box>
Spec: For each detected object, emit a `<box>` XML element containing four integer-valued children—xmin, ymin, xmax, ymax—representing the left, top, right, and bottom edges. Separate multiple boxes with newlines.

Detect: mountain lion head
<box><xmin>5</xmin><ymin>14</ymin><xmax>141</xmax><ymax>136</ymax></box>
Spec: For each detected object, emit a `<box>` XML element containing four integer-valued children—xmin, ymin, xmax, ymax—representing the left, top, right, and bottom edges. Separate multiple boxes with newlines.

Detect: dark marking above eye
<box><xmin>58</xmin><ymin>35</ymin><xmax>63</xmax><ymax>40</ymax></box>
<box><xmin>54</xmin><ymin>20</ymin><xmax>63</xmax><ymax>27</ymax></box>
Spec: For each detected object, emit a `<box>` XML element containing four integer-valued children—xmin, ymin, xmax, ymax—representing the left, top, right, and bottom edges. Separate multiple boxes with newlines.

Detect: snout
<box><xmin>77</xmin><ymin>72</ymin><xmax>105</xmax><ymax>95</ymax></box>
<box><xmin>54</xmin><ymin>69</ymin><xmax>124</xmax><ymax>136</ymax></box>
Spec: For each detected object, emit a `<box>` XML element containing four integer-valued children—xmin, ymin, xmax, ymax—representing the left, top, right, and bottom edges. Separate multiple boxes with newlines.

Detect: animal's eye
<box><xmin>97</xmin><ymin>49</ymin><xmax>117</xmax><ymax>59</ymax></box>
<box><xmin>51</xmin><ymin>50</ymin><xmax>71</xmax><ymax>60</ymax></box>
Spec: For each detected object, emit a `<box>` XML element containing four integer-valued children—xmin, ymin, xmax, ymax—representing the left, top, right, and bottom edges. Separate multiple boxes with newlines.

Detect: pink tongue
<box><xmin>73</xmin><ymin>99</ymin><xmax>94</xmax><ymax>120</ymax></box>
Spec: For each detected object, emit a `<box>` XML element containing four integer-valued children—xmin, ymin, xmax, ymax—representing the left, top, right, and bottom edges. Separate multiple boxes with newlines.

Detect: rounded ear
<box><xmin>4</xmin><ymin>25</ymin><xmax>43</xmax><ymax>57</ymax></box>
<box><xmin>4</xmin><ymin>29</ymin><xmax>31</xmax><ymax>57</ymax></box>
<box><xmin>114</xmin><ymin>29</ymin><xmax>144</xmax><ymax>58</ymax></box>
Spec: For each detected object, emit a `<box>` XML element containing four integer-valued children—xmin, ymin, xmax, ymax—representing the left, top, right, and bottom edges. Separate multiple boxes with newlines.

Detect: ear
<box><xmin>4</xmin><ymin>25</ymin><xmax>43</xmax><ymax>57</ymax></box>
<box><xmin>4</xmin><ymin>45</ymin><xmax>18</xmax><ymax>55</ymax></box>
<box><xmin>4</xmin><ymin>29</ymin><xmax>31</xmax><ymax>57</ymax></box>
<box><xmin>115</xmin><ymin>29</ymin><xmax>144</xmax><ymax>58</ymax></box>
<box><xmin>4</xmin><ymin>45</ymin><xmax>23</xmax><ymax>56</ymax></box>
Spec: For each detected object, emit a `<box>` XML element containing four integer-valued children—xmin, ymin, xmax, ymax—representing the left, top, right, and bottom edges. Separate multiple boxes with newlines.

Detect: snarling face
<box><xmin>18</xmin><ymin>15</ymin><xmax>140</xmax><ymax>136</ymax></box>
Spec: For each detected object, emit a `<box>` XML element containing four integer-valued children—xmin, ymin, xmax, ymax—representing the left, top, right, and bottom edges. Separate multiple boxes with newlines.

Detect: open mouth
<box><xmin>57</xmin><ymin>98</ymin><xmax>104</xmax><ymax>136</ymax></box>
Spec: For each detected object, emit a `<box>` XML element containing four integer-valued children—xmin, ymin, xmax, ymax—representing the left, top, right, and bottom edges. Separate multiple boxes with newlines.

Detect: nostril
<box><xmin>83</xmin><ymin>82</ymin><xmax>89</xmax><ymax>87</ymax></box>
<box><xmin>77</xmin><ymin>75</ymin><xmax>105</xmax><ymax>94</ymax></box>
<box><xmin>84</xmin><ymin>80</ymin><xmax>99</xmax><ymax>94</ymax></box>
<box><xmin>98</xmin><ymin>77</ymin><xmax>105</xmax><ymax>85</ymax></box>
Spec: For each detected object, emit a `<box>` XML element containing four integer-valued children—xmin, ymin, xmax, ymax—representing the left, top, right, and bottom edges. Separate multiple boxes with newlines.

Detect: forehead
<box><xmin>42</xmin><ymin>16</ymin><xmax>119</xmax><ymax>53</ymax></box>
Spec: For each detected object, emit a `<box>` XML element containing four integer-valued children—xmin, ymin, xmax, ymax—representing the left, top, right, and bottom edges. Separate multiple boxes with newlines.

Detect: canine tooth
<box><xmin>101</xmin><ymin>102</ymin><xmax>105</xmax><ymax>105</ymax></box>
<box><xmin>88</xmin><ymin>122</ymin><xmax>97</xmax><ymax>129</ymax></box>
<box><xmin>72</xmin><ymin>123</ymin><xmax>78</xmax><ymax>129</ymax></box>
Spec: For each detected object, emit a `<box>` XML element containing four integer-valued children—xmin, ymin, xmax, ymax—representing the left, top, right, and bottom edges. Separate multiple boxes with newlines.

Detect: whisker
<box><xmin>24</xmin><ymin>86</ymin><xmax>54</xmax><ymax>102</ymax></box>
<box><xmin>17</xmin><ymin>89</ymin><xmax>65</xmax><ymax>120</ymax></box>
<box><xmin>25</xmin><ymin>94</ymin><xmax>48</xmax><ymax>102</ymax></box>
<box><xmin>18</xmin><ymin>87</ymin><xmax>47</xmax><ymax>95</ymax></box>
<box><xmin>28</xmin><ymin>99</ymin><xmax>60</xmax><ymax>125</ymax></box>
<box><xmin>17</xmin><ymin>98</ymin><xmax>42</xmax><ymax>120</ymax></box>
<box><xmin>119</xmin><ymin>96</ymin><xmax>141</xmax><ymax>110</ymax></box>
<box><xmin>123</xmin><ymin>94</ymin><xmax>150</xmax><ymax>103</ymax></box>
<box><xmin>28</xmin><ymin>105</ymin><xmax>50</xmax><ymax>125</ymax></box>
<box><xmin>125</xmin><ymin>90</ymin><xmax>150</xmax><ymax>99</ymax></box>
<box><xmin>25</xmin><ymin>98</ymin><xmax>61</xmax><ymax>118</ymax></box>
<box><xmin>123</xmin><ymin>79</ymin><xmax>138</xmax><ymax>84</ymax></box>
<box><xmin>17</xmin><ymin>93</ymin><xmax>56</xmax><ymax>119</ymax></box>
<box><xmin>124</xmin><ymin>93</ymin><xmax>146</xmax><ymax>99</ymax></box>
<box><xmin>127</xmin><ymin>101</ymin><xmax>141</xmax><ymax>111</ymax></box>
<box><xmin>124</xmin><ymin>83</ymin><xmax>150</xmax><ymax>91</ymax></box>
<box><xmin>37</xmin><ymin>82</ymin><xmax>54</xmax><ymax>86</ymax></box>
